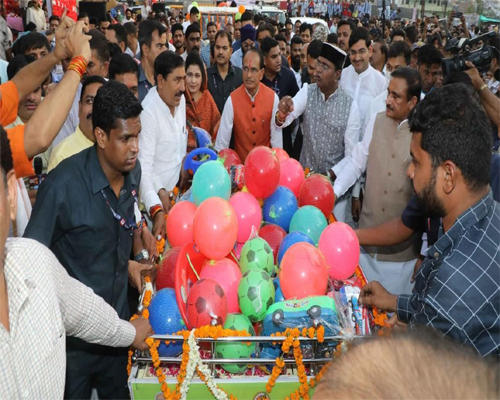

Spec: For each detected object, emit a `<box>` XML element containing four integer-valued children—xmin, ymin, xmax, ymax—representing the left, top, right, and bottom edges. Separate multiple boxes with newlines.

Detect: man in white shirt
<box><xmin>139</xmin><ymin>51</ymin><xmax>188</xmax><ymax>239</ymax></box>
<box><xmin>172</xmin><ymin>23</ymin><xmax>187</xmax><ymax>60</ymax></box>
<box><xmin>339</xmin><ymin>27</ymin><xmax>386</xmax><ymax>222</ymax></box>
<box><xmin>121</xmin><ymin>8</ymin><xmax>135</xmax><ymax>25</ymax></box>
<box><xmin>26</xmin><ymin>1</ymin><xmax>46</xmax><ymax>32</ymax></box>
<box><xmin>333</xmin><ymin>67</ymin><xmax>422</xmax><ymax>295</ymax></box>
<box><xmin>182</xmin><ymin>6</ymin><xmax>200</xmax><ymax>32</ymax></box>
<box><xmin>274</xmin><ymin>43</ymin><xmax>360</xmax><ymax>221</ymax></box>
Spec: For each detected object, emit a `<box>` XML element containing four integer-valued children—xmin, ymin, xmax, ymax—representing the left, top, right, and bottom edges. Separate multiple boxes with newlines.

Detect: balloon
<box><xmin>215</xmin><ymin>313</ymin><xmax>255</xmax><ymax>373</ymax></box>
<box><xmin>244</xmin><ymin>146</ymin><xmax>280</xmax><ymax>199</ymax></box>
<box><xmin>166</xmin><ymin>201</ymin><xmax>197</xmax><ymax>248</ymax></box>
<box><xmin>318</xmin><ymin>222</ymin><xmax>360</xmax><ymax>280</ymax></box>
<box><xmin>279</xmin><ymin>243</ymin><xmax>329</xmax><ymax>300</ymax></box>
<box><xmin>186</xmin><ymin>278</ymin><xmax>228</xmax><ymax>328</ymax></box>
<box><xmin>298</xmin><ymin>174</ymin><xmax>335</xmax><ymax>218</ymax></box>
<box><xmin>200</xmin><ymin>258</ymin><xmax>242</xmax><ymax>313</ymax></box>
<box><xmin>273</xmin><ymin>278</ymin><xmax>285</xmax><ymax>302</ymax></box>
<box><xmin>235</xmin><ymin>12</ymin><xmax>242</xmax><ymax>20</ymax></box>
<box><xmin>157</xmin><ymin>247</ymin><xmax>181</xmax><ymax>290</ymax></box>
<box><xmin>229</xmin><ymin>192</ymin><xmax>262</xmax><ymax>243</ymax></box>
<box><xmin>239</xmin><ymin>237</ymin><xmax>274</xmax><ymax>276</ymax></box>
<box><xmin>277</xmin><ymin>231</ymin><xmax>315</xmax><ymax>266</ymax></box>
<box><xmin>192</xmin><ymin>160</ymin><xmax>231</xmax><ymax>206</ymax></box>
<box><xmin>259</xmin><ymin>224</ymin><xmax>287</xmax><ymax>264</ymax></box>
<box><xmin>238</xmin><ymin>269</ymin><xmax>275</xmax><ymax>322</ymax></box>
<box><xmin>219</xmin><ymin>148</ymin><xmax>242</xmax><ymax>173</ymax></box>
<box><xmin>279</xmin><ymin>158</ymin><xmax>304</xmax><ymax>198</ymax></box>
<box><xmin>193</xmin><ymin>198</ymin><xmax>238</xmax><ymax>260</ymax></box>
<box><xmin>289</xmin><ymin>205</ymin><xmax>327</xmax><ymax>245</ymax></box>
<box><xmin>149</xmin><ymin>289</ymin><xmax>185</xmax><ymax>356</ymax></box>
<box><xmin>262</xmin><ymin>186</ymin><xmax>298</xmax><ymax>232</ymax></box>
<box><xmin>238</xmin><ymin>5</ymin><xmax>245</xmax><ymax>13</ymax></box>
<box><xmin>272</xmin><ymin>147</ymin><xmax>289</xmax><ymax>163</ymax></box>
<box><xmin>234</xmin><ymin>242</ymin><xmax>244</xmax><ymax>259</ymax></box>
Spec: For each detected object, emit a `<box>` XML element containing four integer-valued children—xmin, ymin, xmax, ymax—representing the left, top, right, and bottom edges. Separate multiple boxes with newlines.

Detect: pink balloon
<box><xmin>272</xmin><ymin>148</ymin><xmax>290</xmax><ymax>163</ymax></box>
<box><xmin>229</xmin><ymin>192</ymin><xmax>263</xmax><ymax>243</ymax></box>
<box><xmin>279</xmin><ymin>158</ymin><xmax>305</xmax><ymax>198</ymax></box>
<box><xmin>234</xmin><ymin>242</ymin><xmax>244</xmax><ymax>259</ymax></box>
<box><xmin>244</xmin><ymin>146</ymin><xmax>280</xmax><ymax>199</ymax></box>
<box><xmin>193</xmin><ymin>198</ymin><xmax>238</xmax><ymax>260</ymax></box>
<box><xmin>200</xmin><ymin>258</ymin><xmax>242</xmax><ymax>313</ymax></box>
<box><xmin>166</xmin><ymin>201</ymin><xmax>197</xmax><ymax>248</ymax></box>
<box><xmin>318</xmin><ymin>222</ymin><xmax>360</xmax><ymax>280</ymax></box>
<box><xmin>279</xmin><ymin>242</ymin><xmax>329</xmax><ymax>300</ymax></box>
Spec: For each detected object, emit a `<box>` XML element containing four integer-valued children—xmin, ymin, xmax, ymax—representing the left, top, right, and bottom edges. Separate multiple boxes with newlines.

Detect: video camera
<box><xmin>441</xmin><ymin>30</ymin><xmax>497</xmax><ymax>76</ymax></box>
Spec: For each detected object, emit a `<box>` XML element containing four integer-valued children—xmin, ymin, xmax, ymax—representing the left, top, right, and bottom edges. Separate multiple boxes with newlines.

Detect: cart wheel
<box><xmin>272</xmin><ymin>309</ymin><xmax>284</xmax><ymax>325</ymax></box>
<box><xmin>308</xmin><ymin>305</ymin><xmax>322</xmax><ymax>319</ymax></box>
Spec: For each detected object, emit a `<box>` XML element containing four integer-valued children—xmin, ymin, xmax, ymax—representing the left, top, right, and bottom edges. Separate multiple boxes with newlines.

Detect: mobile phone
<box><xmin>455</xmin><ymin>11</ymin><xmax>463</xmax><ymax>18</ymax></box>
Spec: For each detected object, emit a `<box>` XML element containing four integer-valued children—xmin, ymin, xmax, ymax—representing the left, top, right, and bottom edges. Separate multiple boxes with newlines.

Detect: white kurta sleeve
<box><xmin>333</xmin><ymin>112</ymin><xmax>376</xmax><ymax>197</ymax></box>
<box><xmin>331</xmin><ymin>100</ymin><xmax>360</xmax><ymax>177</ymax></box>
<box><xmin>215</xmin><ymin>97</ymin><xmax>234</xmax><ymax>151</ymax></box>
<box><xmin>273</xmin><ymin>83</ymin><xmax>309</xmax><ymax>129</ymax></box>
<box><xmin>270</xmin><ymin>93</ymin><xmax>283</xmax><ymax>148</ymax></box>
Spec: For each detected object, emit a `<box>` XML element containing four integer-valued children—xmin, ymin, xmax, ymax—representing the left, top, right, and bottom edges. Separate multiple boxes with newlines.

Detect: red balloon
<box><xmin>279</xmin><ymin>158</ymin><xmax>305</xmax><ymax>198</ymax></box>
<box><xmin>166</xmin><ymin>201</ymin><xmax>197</xmax><ymax>248</ymax></box>
<box><xmin>298</xmin><ymin>174</ymin><xmax>335</xmax><ymax>218</ymax></box>
<box><xmin>319</xmin><ymin>222</ymin><xmax>360</xmax><ymax>280</ymax></box>
<box><xmin>259</xmin><ymin>224</ymin><xmax>287</xmax><ymax>264</ymax></box>
<box><xmin>229</xmin><ymin>192</ymin><xmax>262</xmax><ymax>243</ymax></box>
<box><xmin>186</xmin><ymin>278</ymin><xmax>228</xmax><ymax>328</ymax></box>
<box><xmin>279</xmin><ymin>242</ymin><xmax>329</xmax><ymax>300</ymax></box>
<box><xmin>156</xmin><ymin>247</ymin><xmax>181</xmax><ymax>290</ymax></box>
<box><xmin>244</xmin><ymin>146</ymin><xmax>280</xmax><ymax>199</ymax></box>
<box><xmin>272</xmin><ymin>148</ymin><xmax>290</xmax><ymax>163</ymax></box>
<box><xmin>193</xmin><ymin>198</ymin><xmax>238</xmax><ymax>260</ymax></box>
<box><xmin>219</xmin><ymin>148</ymin><xmax>242</xmax><ymax>173</ymax></box>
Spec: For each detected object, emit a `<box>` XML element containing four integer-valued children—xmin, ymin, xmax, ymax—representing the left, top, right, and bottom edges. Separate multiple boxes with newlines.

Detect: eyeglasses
<box><xmin>349</xmin><ymin>48</ymin><xmax>368</xmax><ymax>57</ymax></box>
<box><xmin>316</xmin><ymin>60</ymin><xmax>333</xmax><ymax>71</ymax></box>
<box><xmin>242</xmin><ymin>66</ymin><xmax>261</xmax><ymax>74</ymax></box>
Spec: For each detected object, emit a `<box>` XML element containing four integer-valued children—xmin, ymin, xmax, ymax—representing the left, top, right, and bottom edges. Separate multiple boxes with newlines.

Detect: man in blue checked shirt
<box><xmin>360</xmin><ymin>83</ymin><xmax>500</xmax><ymax>358</ymax></box>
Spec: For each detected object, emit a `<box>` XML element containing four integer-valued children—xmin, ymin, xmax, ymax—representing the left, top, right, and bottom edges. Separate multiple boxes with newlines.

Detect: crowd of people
<box><xmin>0</xmin><ymin>2</ymin><xmax>499</xmax><ymax>399</ymax></box>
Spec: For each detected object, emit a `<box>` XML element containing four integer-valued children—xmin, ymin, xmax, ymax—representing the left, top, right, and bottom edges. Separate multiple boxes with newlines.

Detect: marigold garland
<box><xmin>354</xmin><ymin>265</ymin><xmax>389</xmax><ymax>328</ymax></box>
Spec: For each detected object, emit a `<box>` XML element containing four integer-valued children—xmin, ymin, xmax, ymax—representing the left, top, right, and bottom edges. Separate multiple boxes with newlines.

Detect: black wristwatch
<box><xmin>134</xmin><ymin>249</ymin><xmax>149</xmax><ymax>262</ymax></box>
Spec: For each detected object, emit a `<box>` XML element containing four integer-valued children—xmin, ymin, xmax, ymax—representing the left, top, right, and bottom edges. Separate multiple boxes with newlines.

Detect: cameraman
<box><xmin>487</xmin><ymin>44</ymin><xmax>499</xmax><ymax>96</ymax></box>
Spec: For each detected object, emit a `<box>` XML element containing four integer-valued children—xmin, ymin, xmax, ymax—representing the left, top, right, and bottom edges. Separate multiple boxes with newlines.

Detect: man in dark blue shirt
<box><xmin>360</xmin><ymin>84</ymin><xmax>500</xmax><ymax>358</ymax></box>
<box><xmin>25</xmin><ymin>81</ymin><xmax>155</xmax><ymax>397</ymax></box>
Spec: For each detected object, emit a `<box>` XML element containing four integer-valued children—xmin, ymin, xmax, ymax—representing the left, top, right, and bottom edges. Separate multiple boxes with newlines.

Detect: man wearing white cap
<box><xmin>274</xmin><ymin>43</ymin><xmax>360</xmax><ymax>222</ymax></box>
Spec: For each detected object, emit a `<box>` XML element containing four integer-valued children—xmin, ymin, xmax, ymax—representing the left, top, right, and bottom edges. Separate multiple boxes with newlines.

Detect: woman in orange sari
<box><xmin>185</xmin><ymin>52</ymin><xmax>220</xmax><ymax>152</ymax></box>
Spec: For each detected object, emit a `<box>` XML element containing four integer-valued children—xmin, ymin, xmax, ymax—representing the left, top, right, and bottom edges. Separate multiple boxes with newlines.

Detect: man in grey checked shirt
<box><xmin>360</xmin><ymin>84</ymin><xmax>500</xmax><ymax>358</ymax></box>
<box><xmin>0</xmin><ymin>127</ymin><xmax>152</xmax><ymax>398</ymax></box>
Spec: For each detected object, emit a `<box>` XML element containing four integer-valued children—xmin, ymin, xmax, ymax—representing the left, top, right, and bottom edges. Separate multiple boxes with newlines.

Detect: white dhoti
<box><xmin>359</xmin><ymin>248</ymin><xmax>416</xmax><ymax>295</ymax></box>
<box><xmin>333</xmin><ymin>197</ymin><xmax>348</xmax><ymax>222</ymax></box>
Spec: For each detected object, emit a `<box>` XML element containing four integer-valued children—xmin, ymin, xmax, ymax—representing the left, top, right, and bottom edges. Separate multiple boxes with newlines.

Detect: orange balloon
<box><xmin>238</xmin><ymin>5</ymin><xmax>245</xmax><ymax>13</ymax></box>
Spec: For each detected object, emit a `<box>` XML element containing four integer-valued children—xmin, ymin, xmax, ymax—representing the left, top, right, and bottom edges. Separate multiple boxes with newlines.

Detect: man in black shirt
<box><xmin>207</xmin><ymin>30</ymin><xmax>243</xmax><ymax>114</ymax></box>
<box><xmin>24</xmin><ymin>81</ymin><xmax>154</xmax><ymax>399</ymax></box>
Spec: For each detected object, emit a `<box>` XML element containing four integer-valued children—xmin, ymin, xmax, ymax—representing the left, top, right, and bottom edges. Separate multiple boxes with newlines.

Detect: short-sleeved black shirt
<box><xmin>207</xmin><ymin>63</ymin><xmax>243</xmax><ymax>114</ymax></box>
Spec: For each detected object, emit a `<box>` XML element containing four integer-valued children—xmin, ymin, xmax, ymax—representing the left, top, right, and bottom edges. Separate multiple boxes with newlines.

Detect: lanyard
<box><xmin>101</xmin><ymin>188</ymin><xmax>143</xmax><ymax>231</ymax></box>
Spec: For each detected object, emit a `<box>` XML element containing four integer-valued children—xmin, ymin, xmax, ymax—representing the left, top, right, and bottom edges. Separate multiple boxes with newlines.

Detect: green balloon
<box><xmin>215</xmin><ymin>313</ymin><xmax>255</xmax><ymax>373</ymax></box>
<box><xmin>192</xmin><ymin>160</ymin><xmax>231</xmax><ymax>206</ymax></box>
<box><xmin>289</xmin><ymin>205</ymin><xmax>327</xmax><ymax>245</ymax></box>
<box><xmin>238</xmin><ymin>269</ymin><xmax>275</xmax><ymax>322</ymax></box>
<box><xmin>239</xmin><ymin>237</ymin><xmax>274</xmax><ymax>276</ymax></box>
<box><xmin>235</xmin><ymin>12</ymin><xmax>242</xmax><ymax>20</ymax></box>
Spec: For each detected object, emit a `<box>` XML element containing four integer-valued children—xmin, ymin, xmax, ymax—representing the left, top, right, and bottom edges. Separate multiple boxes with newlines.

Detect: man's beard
<box><xmin>414</xmin><ymin>170</ymin><xmax>446</xmax><ymax>218</ymax></box>
<box><xmin>291</xmin><ymin>55</ymin><xmax>301</xmax><ymax>70</ymax></box>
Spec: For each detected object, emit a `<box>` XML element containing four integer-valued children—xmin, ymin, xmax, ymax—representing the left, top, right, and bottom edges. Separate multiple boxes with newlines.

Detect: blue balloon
<box><xmin>148</xmin><ymin>288</ymin><xmax>186</xmax><ymax>356</ymax></box>
<box><xmin>262</xmin><ymin>186</ymin><xmax>298</xmax><ymax>232</ymax></box>
<box><xmin>273</xmin><ymin>278</ymin><xmax>286</xmax><ymax>303</ymax></box>
<box><xmin>276</xmin><ymin>231</ymin><xmax>315</xmax><ymax>266</ymax></box>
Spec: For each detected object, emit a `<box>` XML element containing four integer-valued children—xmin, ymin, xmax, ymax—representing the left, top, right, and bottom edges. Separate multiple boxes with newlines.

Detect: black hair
<box><xmin>307</xmin><ymin>39</ymin><xmax>322</xmax><ymax>59</ymax></box>
<box><xmin>88</xmin><ymin>29</ymin><xmax>111</xmax><ymax>63</ymax></box>
<box><xmin>80</xmin><ymin>75</ymin><xmax>106</xmax><ymax>102</ymax></box>
<box><xmin>285</xmin><ymin>18</ymin><xmax>292</xmax><ymax>26</ymax></box>
<box><xmin>154</xmin><ymin>50</ymin><xmax>184</xmax><ymax>85</ymax></box>
<box><xmin>275</xmin><ymin>34</ymin><xmax>286</xmax><ymax>44</ymax></box>
<box><xmin>295</xmin><ymin>19</ymin><xmax>301</xmax><ymax>25</ymax></box>
<box><xmin>299</xmin><ymin>23</ymin><xmax>312</xmax><ymax>35</ymax></box>
<box><xmin>291</xmin><ymin>35</ymin><xmax>303</xmax><ymax>46</ymax></box>
<box><xmin>108</xmin><ymin>42</ymin><xmax>123</xmax><ymax>58</ymax></box>
<box><xmin>207</xmin><ymin>21</ymin><xmax>217</xmax><ymax>29</ymax></box>
<box><xmin>124</xmin><ymin>21</ymin><xmax>138</xmax><ymax>37</ymax></box>
<box><xmin>253</xmin><ymin>13</ymin><xmax>262</xmax><ymax>25</ymax></box>
<box><xmin>243</xmin><ymin>47</ymin><xmax>264</xmax><ymax>69</ymax></box>
<box><xmin>0</xmin><ymin>126</ymin><xmax>13</xmax><ymax>178</ymax></box>
<box><xmin>92</xmin><ymin>80</ymin><xmax>142</xmax><ymax>137</ymax></box>
<box><xmin>24</xmin><ymin>22</ymin><xmax>36</xmax><ymax>32</ymax></box>
<box><xmin>241</xmin><ymin>10</ymin><xmax>253</xmax><ymax>23</ymax></box>
<box><xmin>138</xmin><ymin>19</ymin><xmax>167</xmax><ymax>53</ymax></box>
<box><xmin>185</xmin><ymin>52</ymin><xmax>206</xmax><ymax>91</ymax></box>
<box><xmin>78</xmin><ymin>12</ymin><xmax>89</xmax><ymax>20</ymax></box>
<box><xmin>108</xmin><ymin>24</ymin><xmax>127</xmax><ymax>46</ymax></box>
<box><xmin>109</xmin><ymin>53</ymin><xmax>140</xmax><ymax>80</ymax></box>
<box><xmin>373</xmin><ymin>37</ymin><xmax>388</xmax><ymax>62</ymax></box>
<box><xmin>260</xmin><ymin>36</ymin><xmax>279</xmax><ymax>57</ymax></box>
<box><xmin>14</xmin><ymin>32</ymin><xmax>49</xmax><ymax>56</ymax></box>
<box><xmin>48</xmin><ymin>15</ymin><xmax>60</xmax><ymax>22</ymax></box>
<box><xmin>214</xmin><ymin>30</ymin><xmax>232</xmax><ymax>45</ymax></box>
<box><xmin>327</xmin><ymin>33</ymin><xmax>338</xmax><ymax>45</ymax></box>
<box><xmin>408</xmin><ymin>83</ymin><xmax>491</xmax><ymax>192</ymax></box>
<box><xmin>257</xmin><ymin>23</ymin><xmax>275</xmax><ymax>38</ymax></box>
<box><xmin>404</xmin><ymin>25</ymin><xmax>418</xmax><ymax>44</ymax></box>
<box><xmin>7</xmin><ymin>54</ymin><xmax>36</xmax><ymax>80</ymax></box>
<box><xmin>89</xmin><ymin>17</ymin><xmax>97</xmax><ymax>26</ymax></box>
<box><xmin>443</xmin><ymin>71</ymin><xmax>473</xmax><ymax>87</ymax></box>
<box><xmin>388</xmin><ymin>40</ymin><xmax>411</xmax><ymax>65</ymax></box>
<box><xmin>349</xmin><ymin>27</ymin><xmax>371</xmax><ymax>48</ymax></box>
<box><xmin>417</xmin><ymin>44</ymin><xmax>441</xmax><ymax>67</ymax></box>
<box><xmin>185</xmin><ymin>22</ymin><xmax>201</xmax><ymax>39</ymax></box>
<box><xmin>171</xmin><ymin>22</ymin><xmax>184</xmax><ymax>36</ymax></box>
<box><xmin>390</xmin><ymin>28</ymin><xmax>406</xmax><ymax>41</ymax></box>
<box><xmin>337</xmin><ymin>19</ymin><xmax>355</xmax><ymax>32</ymax></box>
<box><xmin>391</xmin><ymin>67</ymin><xmax>421</xmax><ymax>102</ymax></box>
<box><xmin>190</xmin><ymin>6</ymin><xmax>199</xmax><ymax>16</ymax></box>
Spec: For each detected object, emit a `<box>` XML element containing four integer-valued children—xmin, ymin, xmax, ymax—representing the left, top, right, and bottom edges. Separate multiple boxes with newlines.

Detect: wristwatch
<box><xmin>134</xmin><ymin>249</ymin><xmax>150</xmax><ymax>262</ymax></box>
